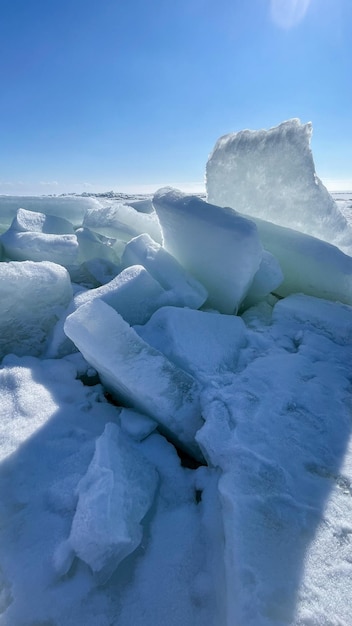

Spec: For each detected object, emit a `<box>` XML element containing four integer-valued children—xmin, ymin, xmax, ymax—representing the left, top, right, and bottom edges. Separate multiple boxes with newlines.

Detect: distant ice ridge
<box><xmin>206</xmin><ymin>119</ymin><xmax>352</xmax><ymax>255</ymax></box>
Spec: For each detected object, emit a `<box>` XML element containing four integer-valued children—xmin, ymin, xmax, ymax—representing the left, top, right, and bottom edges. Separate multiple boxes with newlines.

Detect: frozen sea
<box><xmin>0</xmin><ymin>121</ymin><xmax>351</xmax><ymax>626</ymax></box>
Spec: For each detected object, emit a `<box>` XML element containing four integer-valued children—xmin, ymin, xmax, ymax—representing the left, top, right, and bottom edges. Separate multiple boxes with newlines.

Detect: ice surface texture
<box><xmin>64</xmin><ymin>299</ymin><xmax>204</xmax><ymax>460</ymax></box>
<box><xmin>206</xmin><ymin>118</ymin><xmax>352</xmax><ymax>254</ymax></box>
<box><xmin>58</xmin><ymin>423</ymin><xmax>158</xmax><ymax>583</ymax></box>
<box><xmin>0</xmin><ymin>261</ymin><xmax>72</xmax><ymax>359</ymax></box>
<box><xmin>0</xmin><ymin>208</ymin><xmax>79</xmax><ymax>266</ymax></box>
<box><xmin>153</xmin><ymin>188</ymin><xmax>263</xmax><ymax>314</ymax></box>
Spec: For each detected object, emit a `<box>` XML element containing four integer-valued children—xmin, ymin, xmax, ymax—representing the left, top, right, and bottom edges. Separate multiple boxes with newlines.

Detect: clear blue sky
<box><xmin>1</xmin><ymin>0</ymin><xmax>351</xmax><ymax>195</ymax></box>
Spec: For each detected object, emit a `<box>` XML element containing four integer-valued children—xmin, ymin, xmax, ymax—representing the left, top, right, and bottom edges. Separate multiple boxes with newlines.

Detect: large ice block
<box><xmin>46</xmin><ymin>265</ymin><xmax>166</xmax><ymax>358</ymax></box>
<box><xmin>0</xmin><ymin>208</ymin><xmax>79</xmax><ymax>266</ymax></box>
<box><xmin>152</xmin><ymin>188</ymin><xmax>263</xmax><ymax>314</ymax></box>
<box><xmin>64</xmin><ymin>299</ymin><xmax>203</xmax><ymax>459</ymax></box>
<box><xmin>60</xmin><ymin>423</ymin><xmax>158</xmax><ymax>583</ymax></box>
<box><xmin>83</xmin><ymin>203</ymin><xmax>162</xmax><ymax>244</ymax></box>
<box><xmin>135</xmin><ymin>306</ymin><xmax>247</xmax><ymax>378</ymax></box>
<box><xmin>252</xmin><ymin>215</ymin><xmax>352</xmax><ymax>305</ymax></box>
<box><xmin>206</xmin><ymin>119</ymin><xmax>352</xmax><ymax>254</ymax></box>
<box><xmin>0</xmin><ymin>261</ymin><xmax>72</xmax><ymax>359</ymax></box>
<box><xmin>122</xmin><ymin>233</ymin><xmax>208</xmax><ymax>309</ymax></box>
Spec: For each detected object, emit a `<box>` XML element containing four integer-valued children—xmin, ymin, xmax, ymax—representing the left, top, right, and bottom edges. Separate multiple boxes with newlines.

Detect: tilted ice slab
<box><xmin>56</xmin><ymin>423</ymin><xmax>158</xmax><ymax>583</ymax></box>
<box><xmin>0</xmin><ymin>194</ymin><xmax>101</xmax><ymax>230</ymax></box>
<box><xmin>135</xmin><ymin>306</ymin><xmax>247</xmax><ymax>380</ymax></box>
<box><xmin>153</xmin><ymin>188</ymin><xmax>263</xmax><ymax>314</ymax></box>
<box><xmin>47</xmin><ymin>265</ymin><xmax>167</xmax><ymax>358</ymax></box>
<box><xmin>83</xmin><ymin>202</ymin><xmax>162</xmax><ymax>244</ymax></box>
<box><xmin>206</xmin><ymin>119</ymin><xmax>352</xmax><ymax>255</ymax></box>
<box><xmin>252</xmin><ymin>214</ymin><xmax>352</xmax><ymax>305</ymax></box>
<box><xmin>0</xmin><ymin>261</ymin><xmax>72</xmax><ymax>359</ymax></box>
<box><xmin>0</xmin><ymin>208</ymin><xmax>79</xmax><ymax>266</ymax></box>
<box><xmin>64</xmin><ymin>299</ymin><xmax>203</xmax><ymax>459</ymax></box>
<box><xmin>122</xmin><ymin>233</ymin><xmax>208</xmax><ymax>309</ymax></box>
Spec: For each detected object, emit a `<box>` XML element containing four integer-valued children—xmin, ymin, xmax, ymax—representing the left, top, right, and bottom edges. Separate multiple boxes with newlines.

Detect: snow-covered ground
<box><xmin>0</xmin><ymin>120</ymin><xmax>351</xmax><ymax>626</ymax></box>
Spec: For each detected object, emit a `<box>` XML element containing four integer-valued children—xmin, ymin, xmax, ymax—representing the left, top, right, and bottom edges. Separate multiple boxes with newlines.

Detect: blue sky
<box><xmin>0</xmin><ymin>0</ymin><xmax>351</xmax><ymax>195</ymax></box>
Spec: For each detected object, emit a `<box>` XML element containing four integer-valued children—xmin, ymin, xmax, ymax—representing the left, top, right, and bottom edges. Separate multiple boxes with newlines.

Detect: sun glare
<box><xmin>270</xmin><ymin>0</ymin><xmax>312</xmax><ymax>29</ymax></box>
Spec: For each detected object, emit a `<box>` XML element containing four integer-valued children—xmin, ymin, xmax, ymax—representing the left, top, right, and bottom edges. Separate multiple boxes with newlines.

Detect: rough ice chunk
<box><xmin>11</xmin><ymin>207</ymin><xmax>75</xmax><ymax>234</ymax></box>
<box><xmin>122</xmin><ymin>233</ymin><xmax>208</xmax><ymax>309</ymax></box>
<box><xmin>58</xmin><ymin>423</ymin><xmax>158</xmax><ymax>583</ymax></box>
<box><xmin>76</xmin><ymin>227</ymin><xmax>120</xmax><ymax>265</ymax></box>
<box><xmin>0</xmin><ymin>261</ymin><xmax>72</xmax><ymax>359</ymax></box>
<box><xmin>46</xmin><ymin>265</ymin><xmax>166</xmax><ymax>358</ymax></box>
<box><xmin>74</xmin><ymin>265</ymin><xmax>166</xmax><ymax>326</ymax></box>
<box><xmin>206</xmin><ymin>119</ymin><xmax>352</xmax><ymax>254</ymax></box>
<box><xmin>83</xmin><ymin>203</ymin><xmax>162</xmax><ymax>244</ymax></box>
<box><xmin>241</xmin><ymin>250</ymin><xmax>283</xmax><ymax>309</ymax></box>
<box><xmin>153</xmin><ymin>188</ymin><xmax>263</xmax><ymax>314</ymax></box>
<box><xmin>135</xmin><ymin>306</ymin><xmax>247</xmax><ymax>378</ymax></box>
<box><xmin>252</xmin><ymin>215</ymin><xmax>352</xmax><ymax>305</ymax></box>
<box><xmin>64</xmin><ymin>299</ymin><xmax>203</xmax><ymax>459</ymax></box>
<box><xmin>0</xmin><ymin>208</ymin><xmax>79</xmax><ymax>266</ymax></box>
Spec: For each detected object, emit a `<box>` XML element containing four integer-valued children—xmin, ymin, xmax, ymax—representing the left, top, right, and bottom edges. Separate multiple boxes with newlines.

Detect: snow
<box><xmin>153</xmin><ymin>187</ymin><xmax>263</xmax><ymax>313</ymax></box>
<box><xmin>0</xmin><ymin>121</ymin><xmax>352</xmax><ymax>626</ymax></box>
<box><xmin>206</xmin><ymin>118</ymin><xmax>352</xmax><ymax>255</ymax></box>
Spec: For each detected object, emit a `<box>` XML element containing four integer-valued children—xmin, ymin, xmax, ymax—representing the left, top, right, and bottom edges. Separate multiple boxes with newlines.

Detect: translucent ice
<box><xmin>0</xmin><ymin>261</ymin><xmax>72</xmax><ymax>359</ymax></box>
<box><xmin>206</xmin><ymin>119</ymin><xmax>352</xmax><ymax>254</ymax></box>
<box><xmin>59</xmin><ymin>423</ymin><xmax>158</xmax><ymax>583</ymax></box>
<box><xmin>0</xmin><ymin>194</ymin><xmax>101</xmax><ymax>230</ymax></box>
<box><xmin>252</xmin><ymin>215</ymin><xmax>352</xmax><ymax>305</ymax></box>
<box><xmin>153</xmin><ymin>188</ymin><xmax>263</xmax><ymax>314</ymax></box>
<box><xmin>241</xmin><ymin>250</ymin><xmax>283</xmax><ymax>309</ymax></box>
<box><xmin>83</xmin><ymin>202</ymin><xmax>162</xmax><ymax>244</ymax></box>
<box><xmin>122</xmin><ymin>233</ymin><xmax>208</xmax><ymax>310</ymax></box>
<box><xmin>75</xmin><ymin>227</ymin><xmax>120</xmax><ymax>265</ymax></box>
<box><xmin>64</xmin><ymin>299</ymin><xmax>203</xmax><ymax>459</ymax></box>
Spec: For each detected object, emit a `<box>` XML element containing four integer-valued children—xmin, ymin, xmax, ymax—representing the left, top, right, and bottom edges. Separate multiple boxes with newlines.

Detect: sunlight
<box><xmin>270</xmin><ymin>0</ymin><xmax>312</xmax><ymax>29</ymax></box>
